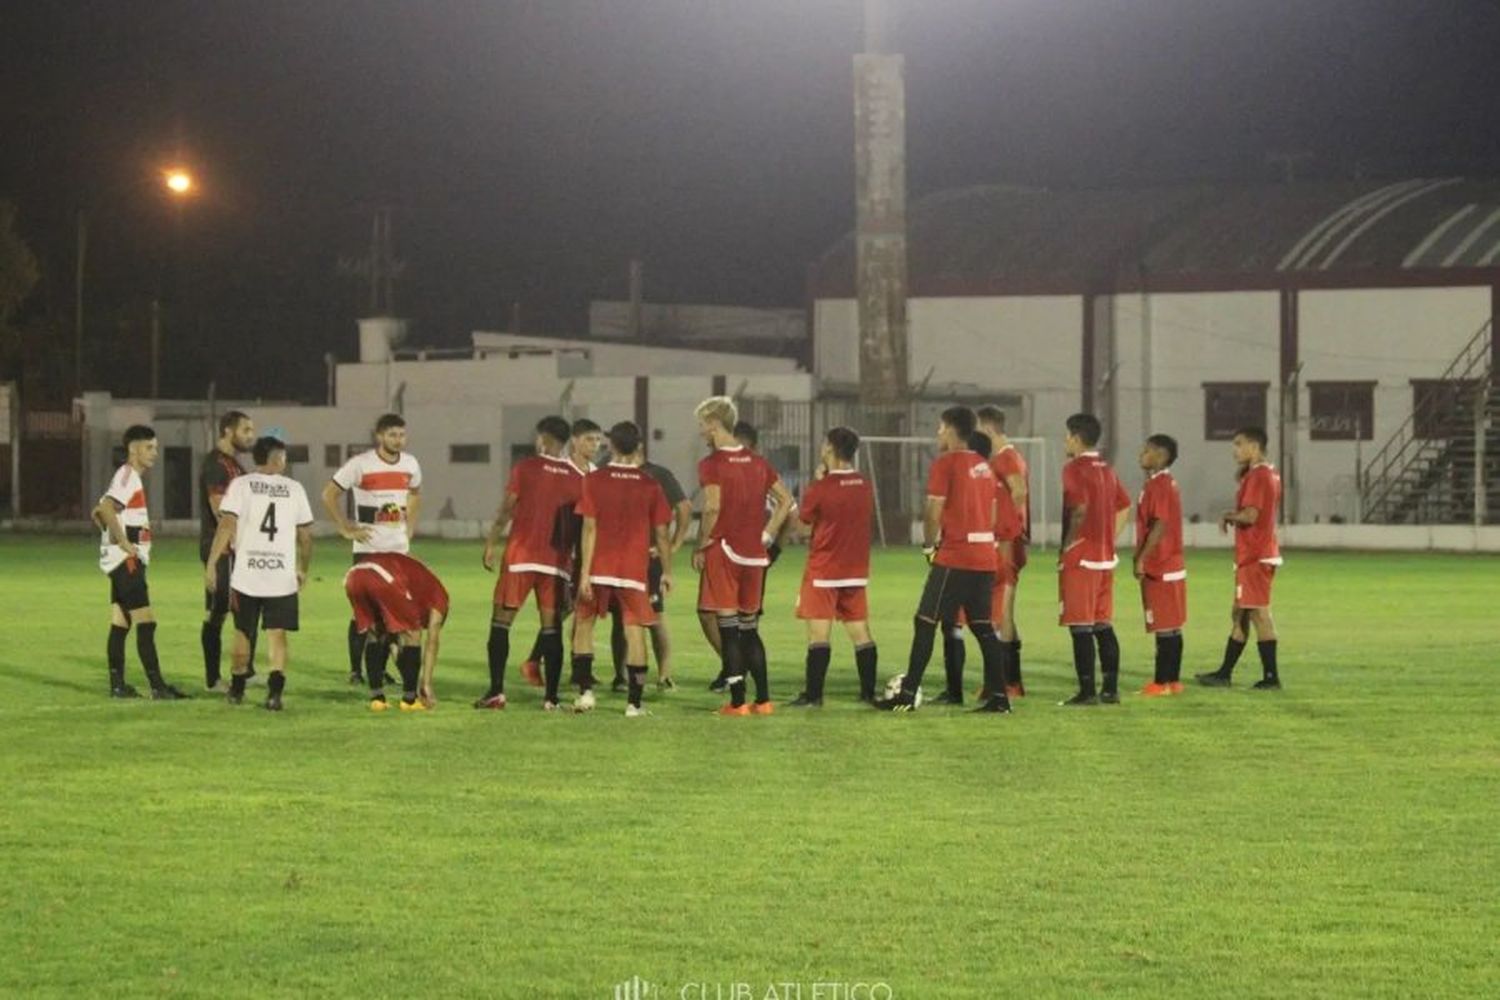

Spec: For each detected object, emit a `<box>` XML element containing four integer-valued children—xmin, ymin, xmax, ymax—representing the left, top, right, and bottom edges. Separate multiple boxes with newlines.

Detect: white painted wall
<box><xmin>471</xmin><ymin>332</ymin><xmax>801</xmax><ymax>376</ymax></box>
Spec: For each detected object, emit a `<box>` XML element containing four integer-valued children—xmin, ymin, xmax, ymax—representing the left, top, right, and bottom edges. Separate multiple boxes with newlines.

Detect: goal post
<box><xmin>858</xmin><ymin>436</ymin><xmax>1050</xmax><ymax>549</ymax></box>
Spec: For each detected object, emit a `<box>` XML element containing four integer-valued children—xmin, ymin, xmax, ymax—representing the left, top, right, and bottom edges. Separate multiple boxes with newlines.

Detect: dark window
<box><xmin>324</xmin><ymin>444</ymin><xmax>342</xmax><ymax>468</ymax></box>
<box><xmin>1412</xmin><ymin>379</ymin><xmax>1479</xmax><ymax>439</ymax></box>
<box><xmin>1203</xmin><ymin>383</ymin><xmax>1268</xmax><ymax>441</ymax></box>
<box><xmin>163</xmin><ymin>446</ymin><xmax>193</xmax><ymax>519</ymax></box>
<box><xmin>510</xmin><ymin>443</ymin><xmax>537</xmax><ymax>464</ymax></box>
<box><xmin>450</xmin><ymin>444</ymin><xmax>491</xmax><ymax>464</ymax></box>
<box><xmin>284</xmin><ymin>444</ymin><xmax>310</xmax><ymax>465</ymax></box>
<box><xmin>1308</xmin><ymin>382</ymin><xmax>1375</xmax><ymax>441</ymax></box>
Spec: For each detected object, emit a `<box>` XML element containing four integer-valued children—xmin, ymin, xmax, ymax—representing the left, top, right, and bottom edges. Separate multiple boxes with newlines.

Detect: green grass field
<box><xmin>0</xmin><ymin>534</ymin><xmax>1496</xmax><ymax>999</ymax></box>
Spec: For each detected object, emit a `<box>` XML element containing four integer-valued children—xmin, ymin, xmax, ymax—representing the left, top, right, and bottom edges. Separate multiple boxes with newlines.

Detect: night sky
<box><xmin>5</xmin><ymin>0</ymin><xmax>1500</xmax><ymax>401</ymax></box>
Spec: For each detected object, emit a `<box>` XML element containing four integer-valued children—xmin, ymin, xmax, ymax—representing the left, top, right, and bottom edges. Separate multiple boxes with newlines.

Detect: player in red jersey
<box><xmin>876</xmin><ymin>406</ymin><xmax>1012</xmax><ymax>714</ymax></box>
<box><xmin>980</xmin><ymin>406</ymin><xmax>1029</xmax><ymax>697</ymax></box>
<box><xmin>571</xmin><ymin>421</ymin><xmax>674</xmax><ymax>716</ymax></box>
<box><xmin>932</xmin><ymin>429</ymin><xmax>994</xmax><ymax>705</ymax></box>
<box><xmin>1057</xmin><ymin>413</ymin><xmax>1132</xmax><ymax>706</ymax></box>
<box><xmin>1198</xmin><ymin>426</ymin><xmax>1284</xmax><ymax>690</ymax></box>
<box><xmin>476</xmin><ymin>415</ymin><xmax>584</xmax><ymax>710</ymax></box>
<box><xmin>788</xmin><ymin>427</ymin><xmax>879</xmax><ymax>707</ymax></box>
<box><xmin>1133</xmin><ymin>434</ymin><xmax>1187</xmax><ymax>697</ymax></box>
<box><xmin>692</xmin><ymin>396</ymin><xmax>794</xmax><ymax>715</ymax></box>
<box><xmin>344</xmin><ymin>553</ymin><xmax>449</xmax><ymax>711</ymax></box>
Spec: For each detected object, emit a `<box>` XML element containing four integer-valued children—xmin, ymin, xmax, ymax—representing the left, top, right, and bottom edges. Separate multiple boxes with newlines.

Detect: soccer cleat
<box><xmin>369</xmin><ymin>697</ymin><xmax>390</xmax><ymax>712</ymax></box>
<box><xmin>787</xmin><ymin>693</ymin><xmax>822</xmax><ymax>708</ymax></box>
<box><xmin>929</xmin><ymin>690</ymin><xmax>965</xmax><ymax>707</ymax></box>
<box><xmin>717</xmin><ymin>703</ymin><xmax>751</xmax><ymax>717</ymax></box>
<box><xmin>1196</xmin><ymin>671</ymin><xmax>1232</xmax><ymax>688</ymax></box>
<box><xmin>1058</xmin><ymin>692</ymin><xmax>1099</xmax><ymax>707</ymax></box>
<box><xmin>657</xmin><ymin>676</ymin><xmax>677</xmax><ymax>692</ymax></box>
<box><xmin>624</xmin><ymin>704</ymin><xmax>649</xmax><ymax>718</ymax></box>
<box><xmin>749</xmin><ymin>701</ymin><xmax>775</xmax><ymax>715</ymax></box>
<box><xmin>1005</xmin><ymin>684</ymin><xmax>1026</xmax><ymax>700</ymax></box>
<box><xmin>708</xmin><ymin>674</ymin><xmax>728</xmax><ymax>693</ymax></box>
<box><xmin>1099</xmin><ymin>690</ymin><xmax>1121</xmax><ymax>705</ymax></box>
<box><xmin>1139</xmin><ymin>682</ymin><xmax>1172</xmax><ymax>698</ymax></box>
<box><xmin>873</xmin><ymin>692</ymin><xmax>917</xmax><ymax>712</ymax></box>
<box><xmin>399</xmin><ymin>698</ymin><xmax>429</xmax><ymax>712</ymax></box>
<box><xmin>520</xmin><ymin>659</ymin><xmax>543</xmax><ymax>688</ymax></box>
<box><xmin>1252</xmin><ymin>677</ymin><xmax>1282</xmax><ymax>691</ymax></box>
<box><xmin>206</xmin><ymin>679</ymin><xmax>229</xmax><ymax>694</ymax></box>
<box><xmin>542</xmin><ymin>699</ymin><xmax>562</xmax><ymax>712</ymax></box>
<box><xmin>473</xmin><ymin>693</ymin><xmax>507</xmax><ymax>710</ymax></box>
<box><xmin>110</xmin><ymin>684</ymin><xmax>141</xmax><ymax>699</ymax></box>
<box><xmin>972</xmin><ymin>696</ymin><xmax>1013</xmax><ymax>714</ymax></box>
<box><xmin>263</xmin><ymin>695</ymin><xmax>283</xmax><ymax>712</ymax></box>
<box><xmin>151</xmin><ymin>685</ymin><xmax>189</xmax><ymax>701</ymax></box>
<box><xmin>574</xmin><ymin>689</ymin><xmax>597</xmax><ymax>713</ymax></box>
<box><xmin>347</xmin><ymin>670</ymin><xmax>363</xmax><ymax>686</ymax></box>
<box><xmin>1168</xmin><ymin>681</ymin><xmax>1186</xmax><ymax>694</ymax></box>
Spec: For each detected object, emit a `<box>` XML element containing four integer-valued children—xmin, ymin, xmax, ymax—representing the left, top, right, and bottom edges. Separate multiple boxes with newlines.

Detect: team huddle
<box><xmin>91</xmin><ymin>395</ymin><xmax>1284</xmax><ymax>714</ymax></box>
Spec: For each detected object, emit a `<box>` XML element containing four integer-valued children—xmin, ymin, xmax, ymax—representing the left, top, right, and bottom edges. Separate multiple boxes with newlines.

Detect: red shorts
<box><xmin>697</xmin><ymin>544</ymin><xmax>765</xmax><ymax>613</ymax></box>
<box><xmin>1140</xmin><ymin>575</ymin><xmax>1187</xmax><ymax>632</ymax></box>
<box><xmin>495</xmin><ymin>568</ymin><xmax>566</xmax><ymax>612</ymax></box>
<box><xmin>795</xmin><ymin>576</ymin><xmax>869</xmax><ymax>622</ymax></box>
<box><xmin>346</xmin><ymin>566</ymin><xmax>423</xmax><ymax>635</ymax></box>
<box><xmin>997</xmin><ymin>538</ymin><xmax>1027</xmax><ymax>583</ymax></box>
<box><xmin>1059</xmin><ymin>566</ymin><xmax>1114</xmax><ymax>626</ymax></box>
<box><xmin>578</xmin><ymin>583</ymin><xmax>657</xmax><ymax>627</ymax></box>
<box><xmin>1235</xmin><ymin>561</ymin><xmax>1277</xmax><ymax>608</ymax></box>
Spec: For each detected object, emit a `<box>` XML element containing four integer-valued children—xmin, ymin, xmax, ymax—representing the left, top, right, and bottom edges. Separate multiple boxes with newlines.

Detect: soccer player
<box><xmin>199</xmin><ymin>409</ymin><xmax>257</xmax><ymax>692</ymax></box>
<box><xmin>478</xmin><ymin>416</ymin><xmax>584</xmax><ymax>710</ymax></box>
<box><xmin>876</xmin><ymin>406</ymin><xmax>1011</xmax><ymax>714</ymax></box>
<box><xmin>979</xmin><ymin>405</ymin><xmax>1029</xmax><ymax>698</ymax></box>
<box><xmin>788</xmin><ymin>427</ymin><xmax>879</xmax><ymax>707</ymax></box>
<box><xmin>572</xmin><ymin>421</ymin><xmax>674</xmax><ymax>716</ymax></box>
<box><xmin>344</xmin><ymin>552</ymin><xmax>450</xmax><ymax>711</ymax></box>
<box><xmin>933</xmin><ymin>430</ymin><xmax>992</xmax><ymax>705</ymax></box>
<box><xmin>321</xmin><ymin>413</ymin><xmax>422</xmax><ymax>689</ymax></box>
<box><xmin>1133</xmin><ymin>434</ymin><xmax>1187</xmax><ymax>696</ymax></box>
<box><xmin>693</xmin><ymin>397</ymin><xmax>794</xmax><ymax>714</ymax></box>
<box><xmin>1057</xmin><ymin>413</ymin><xmax>1132</xmax><ymax>706</ymax></box>
<box><xmin>1198</xmin><ymin>426</ymin><xmax>1284</xmax><ymax>690</ymax></box>
<box><xmin>203</xmin><ymin>436</ymin><xmax>314</xmax><ymax>711</ymax></box>
<box><xmin>92</xmin><ymin>425</ymin><xmax>188</xmax><ymax>700</ymax></box>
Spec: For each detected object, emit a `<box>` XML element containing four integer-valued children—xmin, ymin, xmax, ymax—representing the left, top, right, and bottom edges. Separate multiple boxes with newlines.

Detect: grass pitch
<box><xmin>0</xmin><ymin>534</ymin><xmax>1496</xmax><ymax>998</ymax></box>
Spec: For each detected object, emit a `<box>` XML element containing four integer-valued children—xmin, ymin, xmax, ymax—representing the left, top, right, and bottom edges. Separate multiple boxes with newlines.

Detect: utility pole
<box><xmin>149</xmin><ymin>298</ymin><xmax>162</xmax><ymax>400</ymax></box>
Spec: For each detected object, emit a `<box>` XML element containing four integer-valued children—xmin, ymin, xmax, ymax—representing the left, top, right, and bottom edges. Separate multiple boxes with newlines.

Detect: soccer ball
<box><xmin>883</xmin><ymin>673</ymin><xmax>923</xmax><ymax>708</ymax></box>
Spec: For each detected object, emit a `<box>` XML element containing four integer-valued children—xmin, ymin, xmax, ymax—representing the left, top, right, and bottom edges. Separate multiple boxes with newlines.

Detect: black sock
<box><xmin>230</xmin><ymin>673</ymin><xmax>247</xmax><ymax>698</ymax></box>
<box><xmin>1070</xmin><ymin>630</ymin><xmax>1097</xmax><ymax>697</ymax></box>
<box><xmin>1168</xmin><ymin>633</ymin><xmax>1185</xmax><ymax>683</ymax></box>
<box><xmin>1012</xmin><ymin>636</ymin><xmax>1024</xmax><ymax>688</ymax></box>
<box><xmin>571</xmin><ymin>653</ymin><xmax>595</xmax><ymax>693</ymax></box>
<box><xmin>805</xmin><ymin>643</ymin><xmax>831</xmax><ymax>700</ymax></box>
<box><xmin>973</xmin><ymin>625</ymin><xmax>1005</xmax><ymax>701</ymax></box>
<box><xmin>201</xmin><ymin>617</ymin><xmax>223</xmax><ymax>686</ymax></box>
<box><xmin>717</xmin><ymin>618</ymin><xmax>745</xmax><ymax>706</ymax></box>
<box><xmin>136</xmin><ymin>622</ymin><xmax>165</xmax><ymax>688</ymax></box>
<box><xmin>854</xmin><ymin>643</ymin><xmax>878</xmax><ymax>699</ymax></box>
<box><xmin>107</xmin><ymin>624</ymin><xmax>129</xmax><ymax>687</ymax></box>
<box><xmin>486</xmin><ymin>621</ymin><xmax>510</xmax><ymax>697</ymax></box>
<box><xmin>1096</xmin><ymin>626</ymin><xmax>1120</xmax><ymax>696</ymax></box>
<box><xmin>397</xmin><ymin>646</ymin><xmax>421</xmax><ymax>698</ymax></box>
<box><xmin>540</xmin><ymin>627</ymin><xmax>564</xmax><ymax>701</ymax></box>
<box><xmin>365</xmin><ymin>639</ymin><xmax>391</xmax><ymax>685</ymax></box>
<box><xmin>941</xmin><ymin>622</ymin><xmax>965</xmax><ymax>698</ymax></box>
<box><xmin>627</xmin><ymin>666</ymin><xmax>646</xmax><ymax>708</ymax></box>
<box><xmin>905</xmin><ymin>617</ymin><xmax>938</xmax><ymax>694</ymax></box>
<box><xmin>996</xmin><ymin>639</ymin><xmax>1018</xmax><ymax>692</ymax></box>
<box><xmin>347</xmin><ymin>620</ymin><xmax>364</xmax><ymax>675</ymax></box>
<box><xmin>1153</xmin><ymin>635</ymin><xmax>1170</xmax><ymax>685</ymax></box>
<box><xmin>1257</xmin><ymin>640</ymin><xmax>1278</xmax><ymax>681</ymax></box>
<box><xmin>245</xmin><ymin>631</ymin><xmax>258</xmax><ymax>678</ymax></box>
<box><xmin>1219</xmin><ymin>637</ymin><xmax>1247</xmax><ymax>676</ymax></box>
<box><xmin>610</xmin><ymin>611</ymin><xmax>628</xmax><ymax>683</ymax></box>
<box><xmin>742</xmin><ymin>618</ymin><xmax>769</xmax><ymax>703</ymax></box>
<box><xmin>268</xmin><ymin>670</ymin><xmax>286</xmax><ymax>698</ymax></box>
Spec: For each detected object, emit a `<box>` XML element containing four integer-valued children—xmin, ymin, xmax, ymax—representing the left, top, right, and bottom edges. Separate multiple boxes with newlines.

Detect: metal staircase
<box><xmin>1359</xmin><ymin>320</ymin><xmax>1499</xmax><ymax>524</ymax></box>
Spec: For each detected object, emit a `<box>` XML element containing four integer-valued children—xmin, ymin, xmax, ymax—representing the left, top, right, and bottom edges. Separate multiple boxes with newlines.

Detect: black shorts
<box><xmin>648</xmin><ymin>554</ymin><xmax>665</xmax><ymax>613</ymax></box>
<box><xmin>231</xmin><ymin>590</ymin><xmax>300</xmax><ymax>636</ymax></box>
<box><xmin>108</xmin><ymin>561</ymin><xmax>151</xmax><ymax>612</ymax></box>
<box><xmin>916</xmin><ymin>564</ymin><xmax>995</xmax><ymax>625</ymax></box>
<box><xmin>204</xmin><ymin>553</ymin><xmax>233</xmax><ymax>616</ymax></box>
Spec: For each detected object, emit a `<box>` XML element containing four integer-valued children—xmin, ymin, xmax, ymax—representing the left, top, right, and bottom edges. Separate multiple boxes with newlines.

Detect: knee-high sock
<box><xmin>905</xmin><ymin>617</ymin><xmax>938</xmax><ymax>693</ymax></box>
<box><xmin>610</xmin><ymin>610</ymin><xmax>627</xmax><ymax>683</ymax></box>
<box><xmin>1257</xmin><ymin>639</ymin><xmax>1278</xmax><ymax>681</ymax></box>
<box><xmin>998</xmin><ymin>640</ymin><xmax>1020</xmax><ymax>689</ymax></box>
<box><xmin>1167</xmin><ymin>633</ymin><xmax>1185</xmax><ymax>683</ymax></box>
<box><xmin>1153</xmin><ymin>634</ymin><xmax>1170</xmax><ymax>685</ymax></box>
<box><xmin>1096</xmin><ymin>626</ymin><xmax>1120</xmax><ymax>695</ymax></box>
<box><xmin>539</xmin><ymin>627</ymin><xmax>564</xmax><ymax>701</ymax></box>
<box><xmin>1012</xmin><ymin>635</ymin><xmax>1024</xmax><ymax>687</ymax></box>
<box><xmin>347</xmin><ymin>619</ymin><xmax>365</xmax><ymax>675</ymax></box>
<box><xmin>717</xmin><ymin>617</ymin><xmax>745</xmax><ymax>706</ymax></box>
<box><xmin>364</xmin><ymin>638</ymin><xmax>391</xmax><ymax>684</ymax></box>
<box><xmin>108</xmin><ymin>624</ymin><xmax>130</xmax><ymax>686</ymax></box>
<box><xmin>1070</xmin><ymin>628</ymin><xmax>1097</xmax><ymax>697</ymax></box>
<box><xmin>941</xmin><ymin>622</ymin><xmax>965</xmax><ymax>698</ymax></box>
<box><xmin>972</xmin><ymin>623</ymin><xmax>1005</xmax><ymax>700</ymax></box>
<box><xmin>136</xmin><ymin>622</ymin><xmax>165</xmax><ymax>688</ymax></box>
<box><xmin>740</xmin><ymin>615</ymin><xmax>769</xmax><ymax>703</ymax></box>
<box><xmin>627</xmin><ymin>666</ymin><xmax>647</xmax><ymax>708</ymax></box>
<box><xmin>396</xmin><ymin>646</ymin><xmax>422</xmax><ymax>699</ymax></box>
<box><xmin>1218</xmin><ymin>637</ymin><xmax>1247</xmax><ymax>676</ymax></box>
<box><xmin>202</xmin><ymin>617</ymin><xmax>223</xmax><ymax>686</ymax></box>
<box><xmin>571</xmin><ymin>653</ymin><xmax>595</xmax><ymax>693</ymax></box>
<box><xmin>805</xmin><ymin>643</ymin><xmax>831</xmax><ymax>701</ymax></box>
<box><xmin>854</xmin><ymin>643</ymin><xmax>878</xmax><ymax>700</ymax></box>
<box><xmin>486</xmin><ymin>621</ymin><xmax>510</xmax><ymax>697</ymax></box>
<box><xmin>268</xmin><ymin>670</ymin><xmax>286</xmax><ymax>698</ymax></box>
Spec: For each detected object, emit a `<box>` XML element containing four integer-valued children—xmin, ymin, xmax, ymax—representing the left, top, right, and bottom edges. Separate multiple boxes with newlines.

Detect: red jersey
<box><xmin>799</xmin><ymin>469</ymin><xmax>874</xmax><ymax>585</ymax></box>
<box><xmin>698</xmin><ymin>445</ymin><xmax>780</xmax><ymax>566</ymax></box>
<box><xmin>503</xmin><ymin>454</ymin><xmax>585</xmax><ymax>579</ymax></box>
<box><xmin>577</xmin><ymin>463</ymin><xmax>671</xmax><ymax>590</ymax></box>
<box><xmin>1234</xmin><ymin>463</ymin><xmax>1282</xmax><ymax>566</ymax></box>
<box><xmin>357</xmin><ymin>552</ymin><xmax>451</xmax><ymax>619</ymax></box>
<box><xmin>1136</xmin><ymin>470</ymin><xmax>1185</xmax><ymax>578</ymax></box>
<box><xmin>1061</xmin><ymin>452</ymin><xmax>1131</xmax><ymax>569</ymax></box>
<box><xmin>927</xmin><ymin>449</ymin><xmax>998</xmax><ymax>571</ymax></box>
<box><xmin>989</xmin><ymin>444</ymin><xmax>1031</xmax><ymax>543</ymax></box>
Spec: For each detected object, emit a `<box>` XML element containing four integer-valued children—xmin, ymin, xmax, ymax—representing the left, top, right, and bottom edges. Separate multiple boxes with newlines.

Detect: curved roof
<box><xmin>810</xmin><ymin>178</ymin><xmax>1500</xmax><ymax>297</ymax></box>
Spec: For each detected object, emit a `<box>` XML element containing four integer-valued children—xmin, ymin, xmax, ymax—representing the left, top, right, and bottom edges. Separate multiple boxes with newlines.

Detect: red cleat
<box><xmin>1139</xmin><ymin>682</ymin><xmax>1171</xmax><ymax>698</ymax></box>
<box><xmin>1005</xmin><ymin>684</ymin><xmax>1025</xmax><ymax>699</ymax></box>
<box><xmin>749</xmin><ymin>701</ymin><xmax>775</xmax><ymax>715</ymax></box>
<box><xmin>718</xmin><ymin>704</ymin><xmax>751</xmax><ymax>717</ymax></box>
<box><xmin>1167</xmin><ymin>681</ymin><xmax>1185</xmax><ymax>695</ymax></box>
<box><xmin>520</xmin><ymin>659</ymin><xmax>543</xmax><ymax>687</ymax></box>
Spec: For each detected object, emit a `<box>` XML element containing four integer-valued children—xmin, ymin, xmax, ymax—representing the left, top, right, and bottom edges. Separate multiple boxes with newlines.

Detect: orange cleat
<box><xmin>749</xmin><ymin>701</ymin><xmax>775</xmax><ymax>715</ymax></box>
<box><xmin>1005</xmin><ymin>684</ymin><xmax>1025</xmax><ymax>700</ymax></box>
<box><xmin>718</xmin><ymin>704</ymin><xmax>751</xmax><ymax>717</ymax></box>
<box><xmin>1167</xmin><ymin>681</ymin><xmax>1185</xmax><ymax>695</ymax></box>
<box><xmin>1139</xmin><ymin>682</ymin><xmax>1172</xmax><ymax>698</ymax></box>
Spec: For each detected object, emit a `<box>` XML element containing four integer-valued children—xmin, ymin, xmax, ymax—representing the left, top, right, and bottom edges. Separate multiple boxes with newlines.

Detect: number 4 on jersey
<box><xmin>260</xmin><ymin>504</ymin><xmax>278</xmax><ymax>541</ymax></box>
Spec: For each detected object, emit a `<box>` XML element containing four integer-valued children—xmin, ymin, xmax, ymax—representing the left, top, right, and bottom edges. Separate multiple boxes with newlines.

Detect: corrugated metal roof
<box><xmin>810</xmin><ymin>178</ymin><xmax>1500</xmax><ymax>295</ymax></box>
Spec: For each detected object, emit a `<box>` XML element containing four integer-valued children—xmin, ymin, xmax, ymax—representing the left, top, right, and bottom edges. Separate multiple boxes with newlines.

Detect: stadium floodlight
<box><xmin>163</xmin><ymin>168</ymin><xmax>194</xmax><ymax>196</ymax></box>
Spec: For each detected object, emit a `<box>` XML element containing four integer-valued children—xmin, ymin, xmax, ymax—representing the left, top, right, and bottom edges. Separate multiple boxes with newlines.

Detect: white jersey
<box><xmin>99</xmin><ymin>464</ymin><xmax>151</xmax><ymax>574</ymax></box>
<box><xmin>331</xmin><ymin>450</ymin><xmax>422</xmax><ymax>554</ymax></box>
<box><xmin>220</xmin><ymin>473</ymin><xmax>315</xmax><ymax>597</ymax></box>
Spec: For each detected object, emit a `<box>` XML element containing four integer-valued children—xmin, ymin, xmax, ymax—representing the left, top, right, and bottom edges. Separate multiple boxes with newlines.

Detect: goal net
<box><xmin>858</xmin><ymin>436</ymin><xmax>1051</xmax><ymax>549</ymax></box>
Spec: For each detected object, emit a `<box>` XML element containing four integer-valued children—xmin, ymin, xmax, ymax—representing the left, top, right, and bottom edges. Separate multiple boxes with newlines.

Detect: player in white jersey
<box><xmin>92</xmin><ymin>424</ymin><xmax>188</xmax><ymax>700</ymax></box>
<box><xmin>321</xmin><ymin>413</ymin><xmax>422</xmax><ymax>690</ymax></box>
<box><xmin>205</xmin><ymin>436</ymin><xmax>314</xmax><ymax>711</ymax></box>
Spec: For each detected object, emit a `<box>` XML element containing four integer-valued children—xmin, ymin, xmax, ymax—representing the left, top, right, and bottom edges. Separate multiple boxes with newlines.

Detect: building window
<box><xmin>1412</xmin><ymin>379</ymin><xmax>1479</xmax><ymax>439</ymax></box>
<box><xmin>1308</xmin><ymin>382</ymin><xmax>1375</xmax><ymax>441</ymax></box>
<box><xmin>1203</xmin><ymin>383</ymin><xmax>1268</xmax><ymax>441</ymax></box>
<box><xmin>450</xmin><ymin>444</ymin><xmax>491</xmax><ymax>464</ymax></box>
<box><xmin>284</xmin><ymin>444</ymin><xmax>310</xmax><ymax>465</ymax></box>
<box><xmin>324</xmin><ymin>444</ymin><xmax>342</xmax><ymax>468</ymax></box>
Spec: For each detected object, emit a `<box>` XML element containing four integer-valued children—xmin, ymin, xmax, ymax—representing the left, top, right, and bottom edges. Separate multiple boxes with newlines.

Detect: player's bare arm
<box><xmin>405</xmin><ymin>489</ymin><xmax>422</xmax><ymax>542</ymax></box>
<box><xmin>482</xmin><ymin>491</ymin><xmax>519</xmax><ymax>571</ymax></box>
<box><xmin>922</xmin><ymin>496</ymin><xmax>944</xmax><ymax>553</ymax></box>
<box><xmin>295</xmin><ymin>524</ymin><xmax>313</xmax><ymax>590</ymax></box>
<box><xmin>94</xmin><ymin>498</ymin><xmax>138</xmax><ymax>561</ymax></box>
<box><xmin>204</xmin><ymin>513</ymin><xmax>238</xmax><ymax>590</ymax></box>
<box><xmin>669</xmin><ymin>499</ymin><xmax>692</xmax><ymax>553</ymax></box>
<box><xmin>763</xmin><ymin>480</ymin><xmax>795</xmax><ymax>544</ymax></box>
<box><xmin>694</xmin><ymin>484</ymin><xmax>721</xmax><ymax>572</ymax></box>
<box><xmin>1004</xmin><ymin>472</ymin><xmax>1028</xmax><ymax>510</ymax></box>
<box><xmin>1059</xmin><ymin>503</ymin><xmax>1087</xmax><ymax>560</ymax></box>
<box><xmin>321</xmin><ymin>480</ymin><xmax>372</xmax><ymax>544</ymax></box>
<box><xmin>653</xmin><ymin>522</ymin><xmax>673</xmax><ymax>594</ymax></box>
<box><xmin>1113</xmin><ymin>505</ymin><xmax>1131</xmax><ymax>538</ymax></box>
<box><xmin>1220</xmin><ymin>505</ymin><xmax>1260</xmax><ymax>533</ymax></box>
<box><xmin>577</xmin><ymin>517</ymin><xmax>598</xmax><ymax>601</ymax></box>
<box><xmin>1134</xmin><ymin>518</ymin><xmax>1164</xmax><ymax>580</ymax></box>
